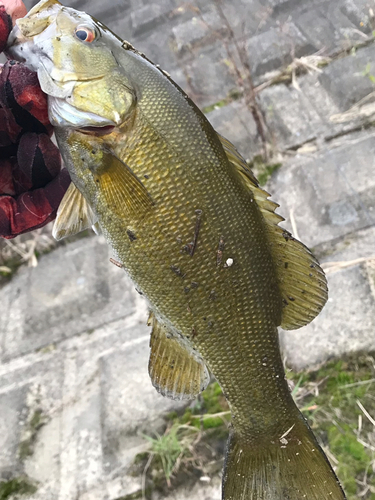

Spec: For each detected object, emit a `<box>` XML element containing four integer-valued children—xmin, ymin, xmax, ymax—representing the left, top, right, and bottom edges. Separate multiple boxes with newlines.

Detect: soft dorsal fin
<box><xmin>148</xmin><ymin>313</ymin><xmax>210</xmax><ymax>400</ymax></box>
<box><xmin>218</xmin><ymin>134</ymin><xmax>328</xmax><ymax>330</ymax></box>
<box><xmin>52</xmin><ymin>182</ymin><xmax>98</xmax><ymax>241</ymax></box>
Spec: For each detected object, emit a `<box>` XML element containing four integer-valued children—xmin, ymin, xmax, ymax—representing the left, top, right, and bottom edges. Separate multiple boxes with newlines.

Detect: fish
<box><xmin>7</xmin><ymin>1</ymin><xmax>347</xmax><ymax>498</ymax></box>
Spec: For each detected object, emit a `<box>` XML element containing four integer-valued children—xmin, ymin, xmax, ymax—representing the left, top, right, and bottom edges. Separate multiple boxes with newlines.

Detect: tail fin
<box><xmin>222</xmin><ymin>416</ymin><xmax>346</xmax><ymax>500</ymax></box>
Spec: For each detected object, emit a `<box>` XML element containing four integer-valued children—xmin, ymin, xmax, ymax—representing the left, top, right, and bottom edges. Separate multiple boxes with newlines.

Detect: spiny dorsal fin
<box><xmin>52</xmin><ymin>182</ymin><xmax>97</xmax><ymax>241</ymax></box>
<box><xmin>95</xmin><ymin>150</ymin><xmax>154</xmax><ymax>219</ymax></box>
<box><xmin>218</xmin><ymin>134</ymin><xmax>328</xmax><ymax>330</ymax></box>
<box><xmin>148</xmin><ymin>312</ymin><xmax>210</xmax><ymax>400</ymax></box>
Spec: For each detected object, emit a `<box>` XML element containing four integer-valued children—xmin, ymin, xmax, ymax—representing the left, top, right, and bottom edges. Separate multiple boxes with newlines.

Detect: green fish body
<box><xmin>8</xmin><ymin>2</ymin><xmax>346</xmax><ymax>498</ymax></box>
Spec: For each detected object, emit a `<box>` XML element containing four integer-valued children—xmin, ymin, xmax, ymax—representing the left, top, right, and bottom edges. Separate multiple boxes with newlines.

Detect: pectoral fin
<box><xmin>95</xmin><ymin>150</ymin><xmax>154</xmax><ymax>219</ymax></box>
<box><xmin>52</xmin><ymin>181</ymin><xmax>97</xmax><ymax>240</ymax></box>
<box><xmin>148</xmin><ymin>313</ymin><xmax>210</xmax><ymax>400</ymax></box>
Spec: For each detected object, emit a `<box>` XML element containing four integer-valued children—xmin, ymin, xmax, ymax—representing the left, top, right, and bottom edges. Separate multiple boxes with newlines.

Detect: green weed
<box><xmin>19</xmin><ymin>409</ymin><xmax>47</xmax><ymax>460</ymax></box>
<box><xmin>0</xmin><ymin>477</ymin><xmax>37</xmax><ymax>499</ymax></box>
<box><xmin>362</xmin><ymin>63</ymin><xmax>375</xmax><ymax>84</ymax></box>
<box><xmin>287</xmin><ymin>353</ymin><xmax>375</xmax><ymax>499</ymax></box>
<box><xmin>247</xmin><ymin>155</ymin><xmax>282</xmax><ymax>186</ymax></box>
<box><xmin>140</xmin><ymin>353</ymin><xmax>375</xmax><ymax>498</ymax></box>
<box><xmin>143</xmin><ymin>423</ymin><xmax>200</xmax><ymax>487</ymax></box>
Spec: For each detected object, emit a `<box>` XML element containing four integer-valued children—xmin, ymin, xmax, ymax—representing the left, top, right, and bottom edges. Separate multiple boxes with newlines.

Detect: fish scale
<box><xmin>7</xmin><ymin>1</ymin><xmax>346</xmax><ymax>498</ymax></box>
<box><xmin>107</xmin><ymin>107</ymin><xmax>296</xmax><ymax>436</ymax></box>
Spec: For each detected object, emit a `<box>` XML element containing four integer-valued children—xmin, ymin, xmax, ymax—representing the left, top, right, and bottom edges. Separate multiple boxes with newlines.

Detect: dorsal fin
<box><xmin>52</xmin><ymin>182</ymin><xmax>98</xmax><ymax>241</ymax></box>
<box><xmin>148</xmin><ymin>313</ymin><xmax>210</xmax><ymax>400</ymax></box>
<box><xmin>218</xmin><ymin>134</ymin><xmax>328</xmax><ymax>330</ymax></box>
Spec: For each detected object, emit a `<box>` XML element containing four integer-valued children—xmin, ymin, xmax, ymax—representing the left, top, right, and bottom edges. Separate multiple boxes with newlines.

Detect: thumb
<box><xmin>1</xmin><ymin>0</ymin><xmax>27</xmax><ymax>25</ymax></box>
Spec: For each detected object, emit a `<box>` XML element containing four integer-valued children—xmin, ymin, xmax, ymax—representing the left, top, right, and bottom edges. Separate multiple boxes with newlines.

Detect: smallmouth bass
<box><xmin>8</xmin><ymin>1</ymin><xmax>346</xmax><ymax>498</ymax></box>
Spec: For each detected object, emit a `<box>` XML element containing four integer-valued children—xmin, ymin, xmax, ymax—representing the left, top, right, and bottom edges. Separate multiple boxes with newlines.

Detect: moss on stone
<box><xmin>19</xmin><ymin>409</ymin><xmax>47</xmax><ymax>460</ymax></box>
<box><xmin>114</xmin><ymin>490</ymin><xmax>145</xmax><ymax>500</ymax></box>
<box><xmin>0</xmin><ymin>477</ymin><xmax>37</xmax><ymax>499</ymax></box>
<box><xmin>247</xmin><ymin>154</ymin><xmax>282</xmax><ymax>186</ymax></box>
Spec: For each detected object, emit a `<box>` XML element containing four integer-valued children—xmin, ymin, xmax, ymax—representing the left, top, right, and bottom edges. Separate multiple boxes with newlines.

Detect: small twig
<box><xmin>191</xmin><ymin>209</ymin><xmax>203</xmax><ymax>257</ymax></box>
<box><xmin>339</xmin><ymin>378</ymin><xmax>375</xmax><ymax>389</ymax></box>
<box><xmin>190</xmin><ymin>411</ymin><xmax>231</xmax><ymax>419</ymax></box>
<box><xmin>357</xmin><ymin>438</ymin><xmax>375</xmax><ymax>451</ymax></box>
<box><xmin>279</xmin><ymin>424</ymin><xmax>295</xmax><ymax>441</ymax></box>
<box><xmin>330</xmin><ymin>90</ymin><xmax>375</xmax><ymax>123</ymax></box>
<box><xmin>109</xmin><ymin>258</ymin><xmax>123</xmax><ymax>268</ymax></box>
<box><xmin>358</xmin><ymin>414</ymin><xmax>363</xmax><ymax>436</ymax></box>
<box><xmin>323</xmin><ymin>447</ymin><xmax>339</xmax><ymax>465</ymax></box>
<box><xmin>142</xmin><ymin>453</ymin><xmax>154</xmax><ymax>500</ymax></box>
<box><xmin>4</xmin><ymin>238</ymin><xmax>28</xmax><ymax>258</ymax></box>
<box><xmin>254</xmin><ymin>53</ymin><xmax>330</xmax><ymax>93</ymax></box>
<box><xmin>213</xmin><ymin>0</ymin><xmax>269</xmax><ymax>157</ymax></box>
<box><xmin>356</xmin><ymin>400</ymin><xmax>375</xmax><ymax>427</ymax></box>
<box><xmin>322</xmin><ymin>256</ymin><xmax>375</xmax><ymax>274</ymax></box>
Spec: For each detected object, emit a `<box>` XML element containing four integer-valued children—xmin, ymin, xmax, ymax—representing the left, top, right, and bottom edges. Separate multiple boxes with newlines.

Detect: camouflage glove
<box><xmin>0</xmin><ymin>3</ymin><xmax>71</xmax><ymax>239</ymax></box>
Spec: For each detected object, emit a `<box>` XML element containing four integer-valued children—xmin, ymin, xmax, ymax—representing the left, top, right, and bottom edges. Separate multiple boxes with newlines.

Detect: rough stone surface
<box><xmin>0</xmin><ymin>237</ymin><xmax>138</xmax><ymax>361</ymax></box>
<box><xmin>207</xmin><ymin>99</ymin><xmax>259</xmax><ymax>160</ymax></box>
<box><xmin>3</xmin><ymin>0</ymin><xmax>375</xmax><ymax>499</ymax></box>
<box><xmin>281</xmin><ymin>225</ymin><xmax>375</xmax><ymax>370</ymax></box>
<box><xmin>246</xmin><ymin>22</ymin><xmax>315</xmax><ymax>81</ymax></box>
<box><xmin>319</xmin><ymin>44</ymin><xmax>375</xmax><ymax>112</ymax></box>
<box><xmin>269</xmin><ymin>130</ymin><xmax>375</xmax><ymax>248</ymax></box>
<box><xmin>260</xmin><ymin>83</ymin><xmax>326</xmax><ymax>149</ymax></box>
<box><xmin>294</xmin><ymin>5</ymin><xmax>356</xmax><ymax>54</ymax></box>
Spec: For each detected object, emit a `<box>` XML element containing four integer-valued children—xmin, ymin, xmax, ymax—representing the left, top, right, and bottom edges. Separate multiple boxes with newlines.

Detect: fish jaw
<box><xmin>48</xmin><ymin>95</ymin><xmax>116</xmax><ymax>129</ymax></box>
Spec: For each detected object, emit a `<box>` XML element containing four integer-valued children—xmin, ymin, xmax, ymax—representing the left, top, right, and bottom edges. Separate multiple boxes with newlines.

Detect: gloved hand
<box><xmin>0</xmin><ymin>2</ymin><xmax>70</xmax><ymax>239</ymax></box>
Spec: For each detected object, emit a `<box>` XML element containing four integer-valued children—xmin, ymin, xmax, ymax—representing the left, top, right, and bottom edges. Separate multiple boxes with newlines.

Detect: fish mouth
<box><xmin>79</xmin><ymin>125</ymin><xmax>116</xmax><ymax>136</ymax></box>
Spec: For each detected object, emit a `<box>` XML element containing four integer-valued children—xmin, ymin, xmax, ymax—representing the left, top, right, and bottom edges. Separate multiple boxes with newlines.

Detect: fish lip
<box><xmin>5</xmin><ymin>25</ymin><xmax>29</xmax><ymax>61</ymax></box>
<box><xmin>78</xmin><ymin>125</ymin><xmax>116</xmax><ymax>136</ymax></box>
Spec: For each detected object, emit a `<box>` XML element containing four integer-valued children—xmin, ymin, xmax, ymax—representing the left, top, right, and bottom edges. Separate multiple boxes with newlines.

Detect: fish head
<box><xmin>7</xmin><ymin>0</ymin><xmax>136</xmax><ymax>131</ymax></box>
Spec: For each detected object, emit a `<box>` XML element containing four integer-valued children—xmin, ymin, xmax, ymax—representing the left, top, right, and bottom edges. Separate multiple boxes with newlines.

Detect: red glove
<box><xmin>0</xmin><ymin>4</ymin><xmax>71</xmax><ymax>239</ymax></box>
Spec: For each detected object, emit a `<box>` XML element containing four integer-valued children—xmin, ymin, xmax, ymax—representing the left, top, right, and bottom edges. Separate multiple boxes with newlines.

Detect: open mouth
<box><xmin>79</xmin><ymin>125</ymin><xmax>116</xmax><ymax>136</ymax></box>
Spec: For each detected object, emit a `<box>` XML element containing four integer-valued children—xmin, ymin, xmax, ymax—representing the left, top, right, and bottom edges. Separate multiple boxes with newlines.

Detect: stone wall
<box><xmin>2</xmin><ymin>0</ymin><xmax>375</xmax><ymax>498</ymax></box>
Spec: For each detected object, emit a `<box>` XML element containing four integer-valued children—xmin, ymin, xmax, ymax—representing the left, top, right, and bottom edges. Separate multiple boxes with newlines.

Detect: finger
<box><xmin>13</xmin><ymin>132</ymin><xmax>61</xmax><ymax>194</ymax></box>
<box><xmin>0</xmin><ymin>158</ymin><xmax>15</xmax><ymax>195</ymax></box>
<box><xmin>0</xmin><ymin>1</ymin><xmax>27</xmax><ymax>24</ymax></box>
<box><xmin>0</xmin><ymin>6</ymin><xmax>12</xmax><ymax>52</ymax></box>
<box><xmin>0</xmin><ymin>168</ymin><xmax>71</xmax><ymax>238</ymax></box>
<box><xmin>0</xmin><ymin>107</ymin><xmax>22</xmax><ymax>147</ymax></box>
<box><xmin>0</xmin><ymin>61</ymin><xmax>51</xmax><ymax>133</ymax></box>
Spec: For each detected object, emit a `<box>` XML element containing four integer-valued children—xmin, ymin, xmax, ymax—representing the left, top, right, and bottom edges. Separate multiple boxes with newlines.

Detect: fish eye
<box><xmin>75</xmin><ymin>26</ymin><xmax>96</xmax><ymax>43</ymax></box>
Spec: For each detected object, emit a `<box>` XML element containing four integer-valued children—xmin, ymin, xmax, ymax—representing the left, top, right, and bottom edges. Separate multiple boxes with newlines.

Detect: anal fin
<box><xmin>148</xmin><ymin>313</ymin><xmax>210</xmax><ymax>401</ymax></box>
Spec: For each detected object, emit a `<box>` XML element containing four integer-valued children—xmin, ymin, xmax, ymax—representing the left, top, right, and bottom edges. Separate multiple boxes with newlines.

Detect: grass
<box><xmin>247</xmin><ymin>154</ymin><xmax>282</xmax><ymax>186</ymax></box>
<box><xmin>0</xmin><ymin>477</ymin><xmax>37</xmax><ymax>499</ymax></box>
<box><xmin>287</xmin><ymin>354</ymin><xmax>375</xmax><ymax>499</ymax></box>
<box><xmin>138</xmin><ymin>352</ymin><xmax>375</xmax><ymax>499</ymax></box>
<box><xmin>19</xmin><ymin>409</ymin><xmax>47</xmax><ymax>460</ymax></box>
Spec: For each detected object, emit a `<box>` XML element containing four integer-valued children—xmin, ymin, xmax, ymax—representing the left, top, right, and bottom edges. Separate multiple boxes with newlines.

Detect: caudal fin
<box><xmin>222</xmin><ymin>416</ymin><xmax>346</xmax><ymax>500</ymax></box>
